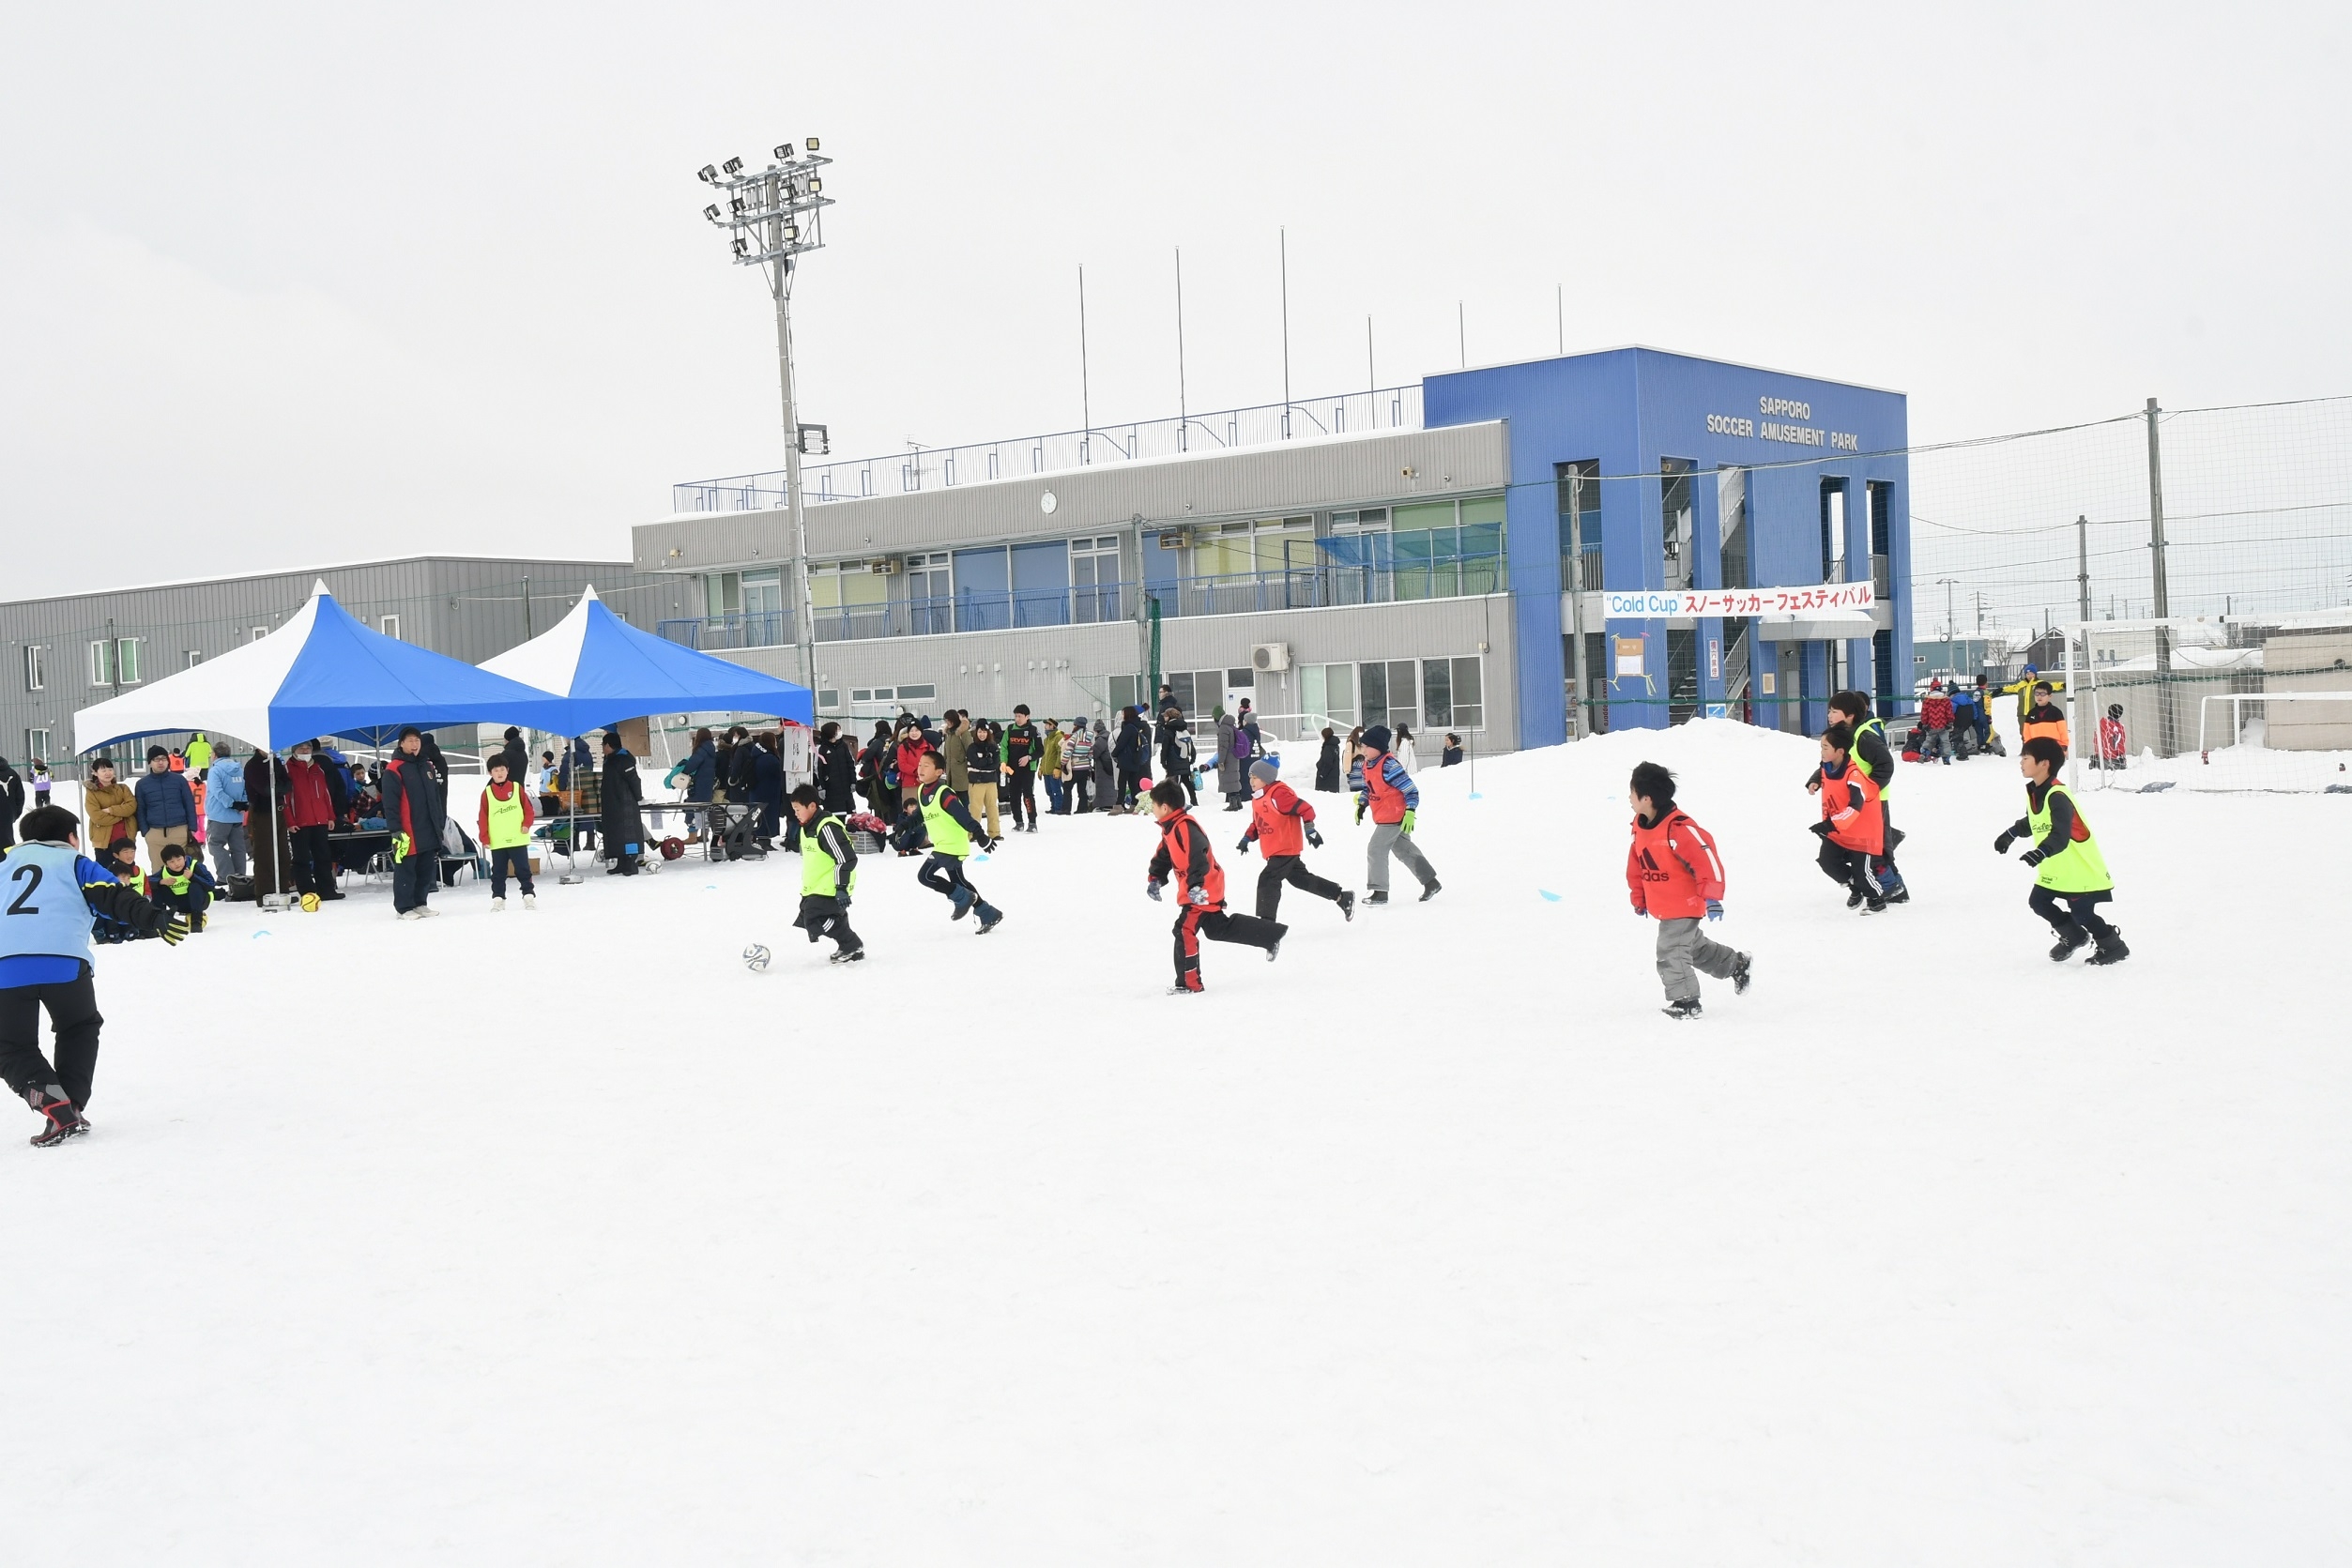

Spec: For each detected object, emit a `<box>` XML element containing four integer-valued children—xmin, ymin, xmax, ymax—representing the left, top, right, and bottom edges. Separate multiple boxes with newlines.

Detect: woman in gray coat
<box><xmin>1214</xmin><ymin>712</ymin><xmax>1245</xmax><ymax>811</ymax></box>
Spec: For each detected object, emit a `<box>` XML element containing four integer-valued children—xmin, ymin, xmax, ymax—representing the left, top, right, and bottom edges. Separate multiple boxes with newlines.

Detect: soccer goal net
<box><xmin>2063</xmin><ymin>612</ymin><xmax>2352</xmax><ymax>793</ymax></box>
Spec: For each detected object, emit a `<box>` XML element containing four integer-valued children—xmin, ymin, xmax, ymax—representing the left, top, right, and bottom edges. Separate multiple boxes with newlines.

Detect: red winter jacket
<box><xmin>284</xmin><ymin>757</ymin><xmax>337</xmax><ymax>830</ymax></box>
<box><xmin>1242</xmin><ymin>780</ymin><xmax>1316</xmax><ymax>859</ymax></box>
<box><xmin>1626</xmin><ymin>807</ymin><xmax>1725</xmax><ymax>920</ymax></box>
<box><xmin>1148</xmin><ymin>811</ymin><xmax>1227</xmax><ymax>909</ymax></box>
<box><xmin>1922</xmin><ymin>694</ymin><xmax>1952</xmax><ymax>730</ymax></box>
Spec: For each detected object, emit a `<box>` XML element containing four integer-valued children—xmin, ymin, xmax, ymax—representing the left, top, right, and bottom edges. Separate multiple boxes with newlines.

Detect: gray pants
<box><xmin>1366</xmin><ymin>822</ymin><xmax>1436</xmax><ymax>893</ymax></box>
<box><xmin>1656</xmin><ymin>916</ymin><xmax>1739</xmax><ymax>1002</ymax></box>
<box><xmin>207</xmin><ymin>820</ymin><xmax>249</xmax><ymax>880</ymax></box>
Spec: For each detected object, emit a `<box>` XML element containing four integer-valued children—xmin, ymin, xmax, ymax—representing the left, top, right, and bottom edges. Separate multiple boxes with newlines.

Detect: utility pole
<box><xmin>1078</xmin><ymin>264</ymin><xmax>1091</xmax><ymax>459</ymax></box>
<box><xmin>1174</xmin><ymin>248</ymin><xmax>1187</xmax><ymax>452</ymax></box>
<box><xmin>1278</xmin><ymin>229</ymin><xmax>1291</xmax><ymax>438</ymax></box>
<box><xmin>522</xmin><ymin>574</ymin><xmax>532</xmax><ymax>640</ymax></box>
<box><xmin>2146</xmin><ymin>397</ymin><xmax>2174</xmax><ymax>754</ymax></box>
<box><xmin>2075</xmin><ymin>515</ymin><xmax>2090</xmax><ymax>626</ymax></box>
<box><xmin>1936</xmin><ymin>577</ymin><xmax>1958</xmax><ymax>644</ymax></box>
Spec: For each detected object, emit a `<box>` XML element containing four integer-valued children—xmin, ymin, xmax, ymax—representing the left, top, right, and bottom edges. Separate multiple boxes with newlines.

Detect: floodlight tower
<box><xmin>697</xmin><ymin>140</ymin><xmax>835</xmax><ymax>694</ymax></box>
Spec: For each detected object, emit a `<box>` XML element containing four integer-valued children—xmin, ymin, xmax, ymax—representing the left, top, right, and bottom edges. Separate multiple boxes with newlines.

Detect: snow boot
<box><xmin>1732</xmin><ymin>952</ymin><xmax>1752</xmax><ymax>995</ymax></box>
<box><xmin>1337</xmin><ymin>890</ymin><xmax>1355</xmax><ymax>922</ymax></box>
<box><xmin>1366</xmin><ymin>889</ymin><xmax>1390</xmax><ymax>906</ymax></box>
<box><xmin>974</xmin><ymin>903</ymin><xmax>1004</xmax><ymax>935</ymax></box>
<box><xmin>1419</xmin><ymin>880</ymin><xmax>1442</xmax><ymax>903</ymax></box>
<box><xmin>26</xmin><ymin>1085</ymin><xmax>87</xmax><ymax>1148</ymax></box>
<box><xmin>2085</xmin><ymin>927</ymin><xmax>2131</xmax><ymax>967</ymax></box>
<box><xmin>491</xmin><ymin>897</ymin><xmax>506</xmax><ymax>912</ymax></box>
<box><xmin>1660</xmin><ymin>998</ymin><xmax>1703</xmax><ymax>1021</ymax></box>
<box><xmin>2048</xmin><ymin>925</ymin><xmax>2091</xmax><ymax>962</ymax></box>
<box><xmin>950</xmin><ymin>886</ymin><xmax>975</xmax><ymax>921</ymax></box>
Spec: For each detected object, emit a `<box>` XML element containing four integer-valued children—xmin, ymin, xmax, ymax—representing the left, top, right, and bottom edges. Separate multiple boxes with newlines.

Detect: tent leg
<box><xmin>260</xmin><ymin>744</ymin><xmax>288</xmax><ymax>910</ymax></box>
<box><xmin>559</xmin><ymin>734</ymin><xmax>584</xmax><ymax>884</ymax></box>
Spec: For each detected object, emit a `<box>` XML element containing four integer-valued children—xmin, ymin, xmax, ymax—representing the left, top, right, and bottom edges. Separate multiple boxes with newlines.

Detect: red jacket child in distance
<box><xmin>1147</xmin><ymin>779</ymin><xmax>1287</xmax><ymax>994</ymax></box>
<box><xmin>1626</xmin><ymin>760</ymin><xmax>1749</xmax><ymax>1020</ymax></box>
<box><xmin>1237</xmin><ymin>760</ymin><xmax>1352</xmax><ymax>922</ymax></box>
<box><xmin>1810</xmin><ymin>723</ymin><xmax>1889</xmax><ymax>913</ymax></box>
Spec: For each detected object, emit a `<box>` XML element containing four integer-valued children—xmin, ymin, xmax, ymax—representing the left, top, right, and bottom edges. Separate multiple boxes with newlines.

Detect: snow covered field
<box><xmin>9</xmin><ymin>722</ymin><xmax>2349</xmax><ymax>1565</ymax></box>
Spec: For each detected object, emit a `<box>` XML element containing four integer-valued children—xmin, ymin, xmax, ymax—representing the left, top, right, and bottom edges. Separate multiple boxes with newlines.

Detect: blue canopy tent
<box><xmin>73</xmin><ymin>582</ymin><xmax>575</xmax><ymax>755</ymax></box>
<box><xmin>480</xmin><ymin>586</ymin><xmax>813</xmax><ymax>874</ymax></box>
<box><xmin>479</xmin><ymin>586</ymin><xmax>814</xmax><ymax>733</ymax></box>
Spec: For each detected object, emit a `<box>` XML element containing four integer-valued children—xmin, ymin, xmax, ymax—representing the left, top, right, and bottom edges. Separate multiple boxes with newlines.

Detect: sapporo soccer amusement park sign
<box><xmin>1601</xmin><ymin>582</ymin><xmax>1877</xmax><ymax>619</ymax></box>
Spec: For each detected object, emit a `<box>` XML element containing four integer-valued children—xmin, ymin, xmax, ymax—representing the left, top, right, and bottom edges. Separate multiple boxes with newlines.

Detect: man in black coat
<box><xmin>1113</xmin><ymin>707</ymin><xmax>1152</xmax><ymax>813</ymax></box>
<box><xmin>600</xmin><ymin>731</ymin><xmax>646</xmax><ymax>875</ymax></box>
<box><xmin>382</xmin><ymin>726</ymin><xmax>449</xmax><ymax>918</ymax></box>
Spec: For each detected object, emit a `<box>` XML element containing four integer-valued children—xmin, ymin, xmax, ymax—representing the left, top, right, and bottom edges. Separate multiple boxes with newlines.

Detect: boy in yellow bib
<box><xmin>1994</xmin><ymin>736</ymin><xmax>2127</xmax><ymax>965</ymax></box>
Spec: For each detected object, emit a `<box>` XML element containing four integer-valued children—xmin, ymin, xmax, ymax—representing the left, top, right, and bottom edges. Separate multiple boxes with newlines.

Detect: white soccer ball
<box><xmin>742</xmin><ymin>943</ymin><xmax>771</xmax><ymax>973</ymax></box>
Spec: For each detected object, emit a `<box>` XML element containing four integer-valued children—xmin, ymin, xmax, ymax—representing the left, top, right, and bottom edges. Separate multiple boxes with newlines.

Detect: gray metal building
<box><xmin>638</xmin><ymin>414</ymin><xmax>1517</xmax><ymax>746</ymax></box>
<box><xmin>2</xmin><ymin>556</ymin><xmax>685</xmax><ymax>766</ymax></box>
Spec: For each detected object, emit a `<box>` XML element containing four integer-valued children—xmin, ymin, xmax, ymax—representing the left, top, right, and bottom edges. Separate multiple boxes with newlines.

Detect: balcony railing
<box><xmin>670</xmin><ymin>385</ymin><xmax>1427</xmax><ymax>513</ymax></box>
<box><xmin>654</xmin><ymin>552</ymin><xmax>1506</xmax><ymax>650</ymax></box>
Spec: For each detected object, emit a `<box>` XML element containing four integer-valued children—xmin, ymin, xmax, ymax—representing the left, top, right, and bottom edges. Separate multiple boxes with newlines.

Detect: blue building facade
<box><xmin>1425</xmin><ymin>346</ymin><xmax>1911</xmax><ymax>749</ymax></box>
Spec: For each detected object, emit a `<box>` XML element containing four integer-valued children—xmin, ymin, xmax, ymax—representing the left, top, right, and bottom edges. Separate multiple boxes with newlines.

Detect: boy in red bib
<box><xmin>1810</xmin><ymin>723</ymin><xmax>1888</xmax><ymax>913</ymax></box>
<box><xmin>1147</xmin><ymin>780</ymin><xmax>1286</xmax><ymax>994</ymax></box>
<box><xmin>1627</xmin><ymin>762</ymin><xmax>1750</xmax><ymax>1020</ymax></box>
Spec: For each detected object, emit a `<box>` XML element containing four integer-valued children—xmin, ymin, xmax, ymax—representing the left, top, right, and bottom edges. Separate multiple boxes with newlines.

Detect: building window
<box><xmin>379</xmin><ymin>615</ymin><xmax>401</xmax><ymax>639</ymax></box>
<box><xmin>807</xmin><ymin>564</ymin><xmax>882</xmax><ymax>642</ymax></box>
<box><xmin>23</xmin><ymin>645</ymin><xmax>44</xmax><ymax>692</ymax></box>
<box><xmin>1717</xmin><ymin>466</ymin><xmax>1749</xmax><ymax>590</ymax></box>
<box><xmin>116</xmin><ymin>640</ymin><xmax>142</xmax><ymax>684</ymax></box>
<box><xmin>906</xmin><ymin>553</ymin><xmax>951</xmax><ymax>636</ymax></box>
<box><xmin>252</xmin><ymin>626</ymin><xmax>268</xmax><ymax>642</ymax></box>
<box><xmin>1556</xmin><ymin>461</ymin><xmax>1602</xmax><ymax>592</ymax></box>
<box><xmin>1667</xmin><ymin>628</ymin><xmax>1698</xmax><ymax>723</ymax></box>
<box><xmin>1358</xmin><ymin>660</ymin><xmax>1418</xmax><ymax>731</ymax></box>
<box><xmin>705</xmin><ymin>571</ymin><xmax>742</xmax><ymax>618</ymax></box>
<box><xmin>25</xmin><ymin>729</ymin><xmax>52</xmax><ymax>764</ymax></box>
<box><xmin>89</xmin><ymin>641</ymin><xmax>114</xmax><ymax>686</ymax></box>
<box><xmin>1070</xmin><ymin>536</ymin><xmax>1121</xmax><ymax>623</ymax></box>
<box><xmin>1299</xmin><ymin>663</ymin><xmax>1355</xmax><ymax>727</ymax></box>
<box><xmin>187</xmin><ymin>650</ymin><xmax>204</xmax><ymax>669</ymax></box>
<box><xmin>1417</xmin><ymin>656</ymin><xmax>1486</xmax><ymax>731</ymax></box>
<box><xmin>1660</xmin><ymin>458</ymin><xmax>1696</xmax><ymax>591</ymax></box>
<box><xmin>896</xmin><ymin>684</ymin><xmax>936</xmax><ymax>702</ymax></box>
<box><xmin>1584</xmin><ymin>631</ymin><xmax>1610</xmax><ymax>735</ymax></box>
<box><xmin>1821</xmin><ymin>479</ymin><xmax>1850</xmax><ymax>583</ymax></box>
<box><xmin>817</xmin><ymin>689</ymin><xmax>840</xmax><ymax>709</ymax></box>
<box><xmin>1447</xmin><ymin>657</ymin><xmax>1483</xmax><ymax>730</ymax></box>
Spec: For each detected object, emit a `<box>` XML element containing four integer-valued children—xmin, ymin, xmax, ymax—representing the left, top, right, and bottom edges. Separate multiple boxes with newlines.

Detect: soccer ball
<box><xmin>299</xmin><ymin>893</ymin><xmax>321</xmax><ymax>913</ymax></box>
<box><xmin>742</xmin><ymin>943</ymin><xmax>771</xmax><ymax>973</ymax></box>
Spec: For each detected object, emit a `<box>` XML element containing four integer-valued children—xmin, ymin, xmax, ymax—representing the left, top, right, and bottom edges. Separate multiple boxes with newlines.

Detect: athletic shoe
<box><xmin>1846</xmin><ymin>886</ymin><xmax>1866</xmax><ymax>909</ymax></box>
<box><xmin>1419</xmin><ymin>880</ymin><xmax>1442</xmax><ymax>903</ymax></box>
<box><xmin>2085</xmin><ymin>928</ymin><xmax>2131</xmax><ymax>967</ymax></box>
<box><xmin>491</xmin><ymin>897</ymin><xmax>506</xmax><ymax>912</ymax></box>
<box><xmin>1366</xmin><ymin>890</ymin><xmax>1390</xmax><ymax>906</ymax></box>
<box><xmin>1860</xmin><ymin>898</ymin><xmax>1887</xmax><ymax>915</ymax></box>
<box><xmin>523</xmin><ymin>894</ymin><xmax>537</xmax><ymax>910</ymax></box>
<box><xmin>1166</xmin><ymin>981</ymin><xmax>1203</xmax><ymax>996</ymax></box>
<box><xmin>1732</xmin><ymin>952</ymin><xmax>1752</xmax><ymax>995</ymax></box>
<box><xmin>1337</xmin><ymin>890</ymin><xmax>1355</xmax><ymax>922</ymax></box>
<box><xmin>398</xmin><ymin>908</ymin><xmax>425</xmax><ymax>921</ymax></box>
<box><xmin>2049</xmin><ymin>926</ymin><xmax>2091</xmax><ymax>962</ymax></box>
<box><xmin>1265</xmin><ymin>934</ymin><xmax>1284</xmax><ymax>962</ymax></box>
<box><xmin>1660</xmin><ymin>998</ymin><xmax>1703</xmax><ymax>1021</ymax></box>
<box><xmin>1885</xmin><ymin>885</ymin><xmax>1911</xmax><ymax>906</ymax></box>
<box><xmin>418</xmin><ymin>906</ymin><xmax>441</xmax><ymax>919</ymax></box>
<box><xmin>829</xmin><ymin>947</ymin><xmax>866</xmax><ymax>965</ymax></box>
<box><xmin>25</xmin><ymin>1086</ymin><xmax>85</xmax><ymax>1149</ymax></box>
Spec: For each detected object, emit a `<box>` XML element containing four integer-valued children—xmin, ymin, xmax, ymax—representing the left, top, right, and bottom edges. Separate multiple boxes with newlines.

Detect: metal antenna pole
<box><xmin>1556</xmin><ymin>284</ymin><xmax>1564</xmax><ymax>355</ymax></box>
<box><xmin>1365</xmin><ymin>315</ymin><xmax>1374</xmax><ymax>397</ymax></box>
<box><xmin>1458</xmin><ymin>301</ymin><xmax>1466</xmax><ymax>367</ymax></box>
<box><xmin>1174</xmin><ymin>248</ymin><xmax>1187</xmax><ymax>452</ymax></box>
<box><xmin>2075</xmin><ymin>515</ymin><xmax>2090</xmax><ymax>626</ymax></box>
<box><xmin>1278</xmin><ymin>229</ymin><xmax>1291</xmax><ymax>438</ymax></box>
<box><xmin>2146</xmin><ymin>397</ymin><xmax>2174</xmax><ymax>755</ymax></box>
<box><xmin>1078</xmin><ymin>264</ymin><xmax>1091</xmax><ymax>454</ymax></box>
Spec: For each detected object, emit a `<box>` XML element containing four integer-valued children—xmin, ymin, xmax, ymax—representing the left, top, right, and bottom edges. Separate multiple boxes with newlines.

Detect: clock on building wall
<box><xmin>1039</xmin><ymin>491</ymin><xmax>1058</xmax><ymax>514</ymax></box>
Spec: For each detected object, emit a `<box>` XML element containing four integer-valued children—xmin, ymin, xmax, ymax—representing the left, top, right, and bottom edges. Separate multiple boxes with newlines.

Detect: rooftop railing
<box><xmin>670</xmin><ymin>385</ymin><xmax>1426</xmax><ymax>514</ymax></box>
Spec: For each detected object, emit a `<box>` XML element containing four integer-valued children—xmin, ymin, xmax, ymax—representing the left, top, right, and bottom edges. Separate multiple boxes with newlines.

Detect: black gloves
<box><xmin>2020</xmin><ymin>848</ymin><xmax>2045</xmax><ymax>867</ymax></box>
<box><xmin>1809</xmin><ymin>819</ymin><xmax>1833</xmax><ymax>838</ymax></box>
<box><xmin>1993</xmin><ymin>830</ymin><xmax>2016</xmax><ymax>854</ymax></box>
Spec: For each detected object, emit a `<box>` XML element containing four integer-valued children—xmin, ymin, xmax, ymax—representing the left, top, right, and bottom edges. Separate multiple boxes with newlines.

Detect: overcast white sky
<box><xmin>3</xmin><ymin>1</ymin><xmax>2345</xmax><ymax>600</ymax></box>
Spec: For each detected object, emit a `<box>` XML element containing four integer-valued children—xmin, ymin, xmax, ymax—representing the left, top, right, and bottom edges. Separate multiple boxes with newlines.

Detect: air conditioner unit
<box><xmin>1251</xmin><ymin>642</ymin><xmax>1291</xmax><ymax>674</ymax></box>
<box><xmin>868</xmin><ymin>558</ymin><xmax>901</xmax><ymax>574</ymax></box>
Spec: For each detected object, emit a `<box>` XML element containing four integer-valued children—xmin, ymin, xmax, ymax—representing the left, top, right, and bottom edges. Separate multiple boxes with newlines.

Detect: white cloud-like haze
<box><xmin>2</xmin><ymin>0</ymin><xmax>2345</xmax><ymax>598</ymax></box>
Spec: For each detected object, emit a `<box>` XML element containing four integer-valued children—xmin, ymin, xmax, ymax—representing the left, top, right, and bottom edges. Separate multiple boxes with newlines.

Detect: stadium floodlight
<box><xmin>691</xmin><ymin>135</ymin><xmax>838</xmax><ymax>695</ymax></box>
<box><xmin>697</xmin><ymin>164</ymin><xmax>718</xmax><ymax>184</ymax></box>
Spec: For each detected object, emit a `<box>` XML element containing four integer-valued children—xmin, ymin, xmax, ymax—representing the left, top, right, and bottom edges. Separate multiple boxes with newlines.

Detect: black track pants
<box><xmin>0</xmin><ymin>973</ymin><xmax>103</xmax><ymax>1109</ymax></box>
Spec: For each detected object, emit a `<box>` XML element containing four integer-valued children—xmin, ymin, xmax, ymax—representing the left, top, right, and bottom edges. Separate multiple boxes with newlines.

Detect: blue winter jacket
<box><xmin>133</xmin><ymin>769</ymin><xmax>198</xmax><ymax>830</ymax></box>
<box><xmin>205</xmin><ymin>756</ymin><xmax>249</xmax><ymax>822</ymax></box>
